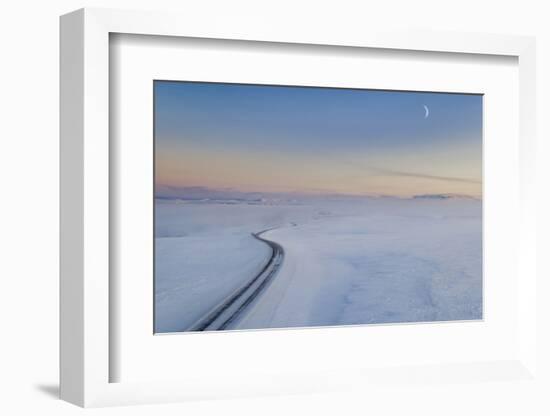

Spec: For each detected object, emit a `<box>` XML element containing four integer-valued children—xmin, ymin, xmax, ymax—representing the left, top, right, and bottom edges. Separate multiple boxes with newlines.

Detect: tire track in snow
<box><xmin>186</xmin><ymin>228</ymin><xmax>284</xmax><ymax>331</ymax></box>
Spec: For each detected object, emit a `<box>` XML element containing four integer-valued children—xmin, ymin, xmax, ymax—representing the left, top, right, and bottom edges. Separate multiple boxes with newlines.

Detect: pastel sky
<box><xmin>154</xmin><ymin>81</ymin><xmax>482</xmax><ymax>198</ymax></box>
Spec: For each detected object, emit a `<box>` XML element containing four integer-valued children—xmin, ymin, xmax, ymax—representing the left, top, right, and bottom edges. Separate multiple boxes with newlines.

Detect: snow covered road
<box><xmin>188</xmin><ymin>229</ymin><xmax>284</xmax><ymax>331</ymax></box>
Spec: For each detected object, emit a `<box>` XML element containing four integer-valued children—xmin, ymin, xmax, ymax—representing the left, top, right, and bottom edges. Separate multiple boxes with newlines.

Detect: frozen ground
<box><xmin>154</xmin><ymin>197</ymin><xmax>482</xmax><ymax>332</ymax></box>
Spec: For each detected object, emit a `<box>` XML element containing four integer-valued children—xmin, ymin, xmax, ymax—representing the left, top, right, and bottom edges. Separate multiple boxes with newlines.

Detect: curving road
<box><xmin>186</xmin><ymin>228</ymin><xmax>284</xmax><ymax>331</ymax></box>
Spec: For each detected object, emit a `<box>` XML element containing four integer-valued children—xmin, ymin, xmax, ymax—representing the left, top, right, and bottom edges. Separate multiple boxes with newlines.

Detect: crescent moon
<box><xmin>423</xmin><ymin>105</ymin><xmax>430</xmax><ymax>119</ymax></box>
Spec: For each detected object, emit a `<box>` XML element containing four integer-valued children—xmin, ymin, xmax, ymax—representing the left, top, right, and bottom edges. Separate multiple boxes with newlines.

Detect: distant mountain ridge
<box><xmin>412</xmin><ymin>193</ymin><xmax>480</xmax><ymax>200</ymax></box>
<box><xmin>156</xmin><ymin>185</ymin><xmax>480</xmax><ymax>203</ymax></box>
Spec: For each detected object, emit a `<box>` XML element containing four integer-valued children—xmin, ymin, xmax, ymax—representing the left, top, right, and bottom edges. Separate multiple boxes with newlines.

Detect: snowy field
<box><xmin>154</xmin><ymin>197</ymin><xmax>482</xmax><ymax>333</ymax></box>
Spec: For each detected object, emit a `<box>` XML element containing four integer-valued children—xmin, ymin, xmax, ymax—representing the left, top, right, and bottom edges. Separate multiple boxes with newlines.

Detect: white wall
<box><xmin>1</xmin><ymin>1</ymin><xmax>548</xmax><ymax>415</ymax></box>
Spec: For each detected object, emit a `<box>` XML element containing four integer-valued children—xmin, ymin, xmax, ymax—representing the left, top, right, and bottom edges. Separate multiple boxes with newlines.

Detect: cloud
<box><xmin>369</xmin><ymin>167</ymin><xmax>481</xmax><ymax>184</ymax></box>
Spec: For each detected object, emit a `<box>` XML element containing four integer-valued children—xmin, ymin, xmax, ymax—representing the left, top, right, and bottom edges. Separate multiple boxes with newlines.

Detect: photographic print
<box><xmin>154</xmin><ymin>81</ymin><xmax>482</xmax><ymax>333</ymax></box>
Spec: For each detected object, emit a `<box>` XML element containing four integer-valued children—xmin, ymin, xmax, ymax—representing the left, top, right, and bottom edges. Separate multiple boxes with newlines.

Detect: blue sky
<box><xmin>155</xmin><ymin>81</ymin><xmax>482</xmax><ymax>197</ymax></box>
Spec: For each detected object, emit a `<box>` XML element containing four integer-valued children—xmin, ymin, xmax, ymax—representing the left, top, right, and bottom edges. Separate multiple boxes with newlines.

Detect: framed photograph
<box><xmin>60</xmin><ymin>8</ymin><xmax>538</xmax><ymax>407</ymax></box>
<box><xmin>152</xmin><ymin>81</ymin><xmax>484</xmax><ymax>334</ymax></box>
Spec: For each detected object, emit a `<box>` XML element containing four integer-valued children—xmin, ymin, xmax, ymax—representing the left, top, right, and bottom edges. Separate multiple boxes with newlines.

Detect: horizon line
<box><xmin>154</xmin><ymin>184</ymin><xmax>482</xmax><ymax>200</ymax></box>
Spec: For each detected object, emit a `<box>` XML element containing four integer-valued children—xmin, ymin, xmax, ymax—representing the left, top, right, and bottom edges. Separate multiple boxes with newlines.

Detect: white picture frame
<box><xmin>60</xmin><ymin>7</ymin><xmax>537</xmax><ymax>407</ymax></box>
